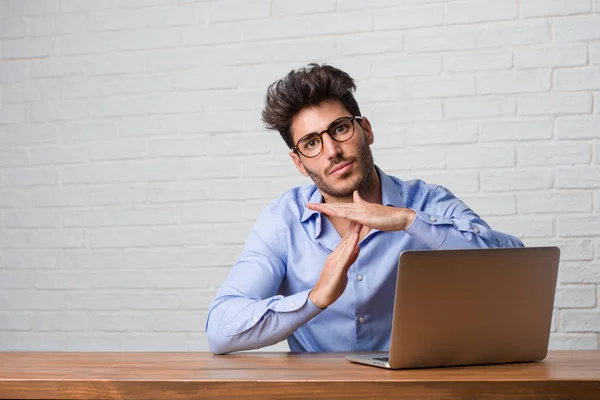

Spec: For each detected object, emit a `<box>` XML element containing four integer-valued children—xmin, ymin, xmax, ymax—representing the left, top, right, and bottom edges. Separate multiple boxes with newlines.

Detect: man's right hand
<box><xmin>308</xmin><ymin>221</ymin><xmax>363</xmax><ymax>309</ymax></box>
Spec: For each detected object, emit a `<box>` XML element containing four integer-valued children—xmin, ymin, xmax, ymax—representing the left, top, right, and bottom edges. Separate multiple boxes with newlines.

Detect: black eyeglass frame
<box><xmin>292</xmin><ymin>116</ymin><xmax>363</xmax><ymax>158</ymax></box>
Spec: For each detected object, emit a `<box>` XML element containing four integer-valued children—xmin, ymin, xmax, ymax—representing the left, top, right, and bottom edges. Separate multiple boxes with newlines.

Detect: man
<box><xmin>205</xmin><ymin>63</ymin><xmax>523</xmax><ymax>355</ymax></box>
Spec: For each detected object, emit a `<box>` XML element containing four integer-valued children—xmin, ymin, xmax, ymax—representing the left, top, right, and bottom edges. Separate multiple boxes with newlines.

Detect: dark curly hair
<box><xmin>261</xmin><ymin>63</ymin><xmax>362</xmax><ymax>149</ymax></box>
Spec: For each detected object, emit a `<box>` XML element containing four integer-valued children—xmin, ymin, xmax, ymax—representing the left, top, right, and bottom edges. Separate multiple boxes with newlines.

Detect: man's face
<box><xmin>289</xmin><ymin>100</ymin><xmax>375</xmax><ymax>199</ymax></box>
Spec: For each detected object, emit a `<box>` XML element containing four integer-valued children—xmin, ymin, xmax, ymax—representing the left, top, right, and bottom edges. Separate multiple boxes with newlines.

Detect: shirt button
<box><xmin>359</xmin><ymin>316</ymin><xmax>365</xmax><ymax>324</ymax></box>
<box><xmin>429</xmin><ymin>216</ymin><xmax>437</xmax><ymax>222</ymax></box>
<box><xmin>290</xmin><ymin>302</ymin><xmax>296</xmax><ymax>308</ymax></box>
<box><xmin>252</xmin><ymin>316</ymin><xmax>258</xmax><ymax>322</ymax></box>
<box><xmin>473</xmin><ymin>227</ymin><xmax>479</xmax><ymax>233</ymax></box>
<box><xmin>357</xmin><ymin>274</ymin><xmax>363</xmax><ymax>281</ymax></box>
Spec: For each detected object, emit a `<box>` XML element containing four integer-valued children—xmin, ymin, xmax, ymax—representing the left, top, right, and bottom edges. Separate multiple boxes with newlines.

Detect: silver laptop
<box><xmin>346</xmin><ymin>246</ymin><xmax>560</xmax><ymax>369</ymax></box>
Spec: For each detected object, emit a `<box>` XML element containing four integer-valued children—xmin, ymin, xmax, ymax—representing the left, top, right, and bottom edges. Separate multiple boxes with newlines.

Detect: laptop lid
<box><xmin>387</xmin><ymin>246</ymin><xmax>560</xmax><ymax>369</ymax></box>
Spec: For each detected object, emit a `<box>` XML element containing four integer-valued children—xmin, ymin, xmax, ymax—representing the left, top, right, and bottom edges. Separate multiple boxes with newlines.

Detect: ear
<box><xmin>359</xmin><ymin>117</ymin><xmax>374</xmax><ymax>145</ymax></box>
<box><xmin>290</xmin><ymin>150</ymin><xmax>309</xmax><ymax>177</ymax></box>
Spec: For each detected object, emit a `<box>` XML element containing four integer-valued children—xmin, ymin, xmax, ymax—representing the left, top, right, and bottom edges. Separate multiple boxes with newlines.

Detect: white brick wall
<box><xmin>0</xmin><ymin>0</ymin><xmax>599</xmax><ymax>352</ymax></box>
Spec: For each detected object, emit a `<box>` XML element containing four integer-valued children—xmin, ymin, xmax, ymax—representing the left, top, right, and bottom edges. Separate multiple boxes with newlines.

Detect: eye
<box><xmin>306</xmin><ymin>139</ymin><xmax>318</xmax><ymax>149</ymax></box>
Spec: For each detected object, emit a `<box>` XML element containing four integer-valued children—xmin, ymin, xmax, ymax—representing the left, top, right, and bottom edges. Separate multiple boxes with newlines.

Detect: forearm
<box><xmin>205</xmin><ymin>290</ymin><xmax>323</xmax><ymax>354</ymax></box>
<box><xmin>404</xmin><ymin>209</ymin><xmax>524</xmax><ymax>250</ymax></box>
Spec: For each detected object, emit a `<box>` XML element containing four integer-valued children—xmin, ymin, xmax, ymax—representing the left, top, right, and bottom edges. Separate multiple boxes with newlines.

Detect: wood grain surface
<box><xmin>1</xmin><ymin>351</ymin><xmax>599</xmax><ymax>399</ymax></box>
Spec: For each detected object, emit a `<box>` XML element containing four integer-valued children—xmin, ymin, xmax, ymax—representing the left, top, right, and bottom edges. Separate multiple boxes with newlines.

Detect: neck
<box><xmin>323</xmin><ymin>166</ymin><xmax>382</xmax><ymax>204</ymax></box>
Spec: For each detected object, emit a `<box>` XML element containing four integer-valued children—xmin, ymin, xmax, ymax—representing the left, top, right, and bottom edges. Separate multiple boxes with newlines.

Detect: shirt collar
<box><xmin>300</xmin><ymin>165</ymin><xmax>406</xmax><ymax>223</ymax></box>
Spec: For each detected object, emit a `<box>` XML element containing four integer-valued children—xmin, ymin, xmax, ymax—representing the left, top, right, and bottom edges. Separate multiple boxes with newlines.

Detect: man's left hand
<box><xmin>306</xmin><ymin>191</ymin><xmax>417</xmax><ymax>232</ymax></box>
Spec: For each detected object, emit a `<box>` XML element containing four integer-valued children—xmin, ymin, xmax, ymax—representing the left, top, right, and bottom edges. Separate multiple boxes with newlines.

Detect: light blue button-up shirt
<box><xmin>206</xmin><ymin>167</ymin><xmax>523</xmax><ymax>354</ymax></box>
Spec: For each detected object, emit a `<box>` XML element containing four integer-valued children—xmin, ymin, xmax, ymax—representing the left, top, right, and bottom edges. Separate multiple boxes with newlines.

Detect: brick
<box><xmin>480</xmin><ymin>118</ymin><xmax>553</xmax><ymax>142</ymax></box>
<box><xmin>337</xmin><ymin>32</ymin><xmax>403</xmax><ymax>56</ymax></box>
<box><xmin>87</xmin><ymin>9</ymin><xmax>147</xmax><ymax>32</ymax></box>
<box><xmin>31</xmin><ymin>57</ymin><xmax>85</xmax><ymax>78</ymax></box>
<box><xmin>181</xmin><ymin>203</ymin><xmax>243</xmax><ymax>223</ymax></box>
<box><xmin>518</xmin><ymin>92</ymin><xmax>592</xmax><ymax>115</ymax></box>
<box><xmin>210</xmin><ymin>0</ymin><xmax>270</xmax><ymax>22</ymax></box>
<box><xmin>0</xmin><ymin>332</ymin><xmax>65</xmax><ymax>351</ymax></box>
<box><xmin>145</xmin><ymin>5</ymin><xmax>208</xmax><ymax>27</ymax></box>
<box><xmin>91</xmin><ymin>312</ymin><xmax>152</xmax><ymax>331</ymax></box>
<box><xmin>447</xmin><ymin>0</ymin><xmax>518</xmax><ymax>24</ymax></box>
<box><xmin>0</xmin><ymin>105</ymin><xmax>27</xmax><ymax>124</ymax></box>
<box><xmin>64</xmin><ymin>207</ymin><xmax>179</xmax><ymax>228</ymax></box>
<box><xmin>460</xmin><ymin>194</ymin><xmax>516</xmax><ymax>216</ymax></box>
<box><xmin>478</xmin><ymin>20</ymin><xmax>550</xmax><ymax>48</ymax></box>
<box><xmin>235</xmin><ymin>61</ymin><xmax>302</xmax><ymax>89</ymax></box>
<box><xmin>374</xmin><ymin>101</ymin><xmax>443</xmax><ymax>124</ymax></box>
<box><xmin>0</xmin><ymin>19</ymin><xmax>27</xmax><ymax>38</ymax></box>
<box><xmin>60</xmin><ymin>0</ymin><xmax>118</xmax><ymax>13</ymax></box>
<box><xmin>376</xmin><ymin>147</ymin><xmax>446</xmax><ymax>171</ymax></box>
<box><xmin>596</xmin><ymin>92</ymin><xmax>600</xmax><ymax>114</ymax></box>
<box><xmin>595</xmin><ymin>0</ymin><xmax>600</xmax><ymax>10</ymax></box>
<box><xmin>520</xmin><ymin>0</ymin><xmax>591</xmax><ymax>17</ymax></box>
<box><xmin>0</xmin><ymin>61</ymin><xmax>29</xmax><ymax>83</ymax></box>
<box><xmin>444</xmin><ymin>50</ymin><xmax>512</xmax><ymax>72</ymax></box>
<box><xmin>405</xmin><ymin>122</ymin><xmax>478</xmax><ymax>145</ymax></box>
<box><xmin>2</xmin><ymin>37</ymin><xmax>55</xmax><ymax>59</ymax></box>
<box><xmin>591</xmin><ymin>43</ymin><xmax>600</xmax><ymax>65</ymax></box>
<box><xmin>90</xmin><ymin>140</ymin><xmax>147</xmax><ymax>161</ymax></box>
<box><xmin>4</xmin><ymin>290</ymin><xmax>65</xmax><ymax>310</ymax></box>
<box><xmin>0</xmin><ymin>149</ymin><xmax>28</xmax><ymax>167</ymax></box>
<box><xmin>3</xmin><ymin>124</ymin><xmax>57</xmax><ymax>145</ymax></box>
<box><xmin>445</xmin><ymin>97</ymin><xmax>516</xmax><ymax>119</ymax></box>
<box><xmin>555</xmin><ymin>67</ymin><xmax>600</xmax><ymax>91</ymax></box>
<box><xmin>243</xmin><ymin>12</ymin><xmax>371</xmax><ymax>41</ymax></box>
<box><xmin>210</xmin><ymin>178</ymin><xmax>307</xmax><ymax>200</ymax></box>
<box><xmin>373</xmin><ymin>55</ymin><xmax>442</xmax><ymax>77</ymax></box>
<box><xmin>549</xmin><ymin>333</ymin><xmax>598</xmax><ymax>350</ymax></box>
<box><xmin>356</xmin><ymin>79</ymin><xmax>406</xmax><ymax>104</ymax></box>
<box><xmin>147</xmin><ymin>182</ymin><xmax>209</xmax><ymax>204</ymax></box>
<box><xmin>375</xmin><ymin>5</ymin><xmax>444</xmax><ymax>30</ymax></box>
<box><xmin>406</xmin><ymin>76</ymin><xmax>476</xmax><ymax>98</ymax></box>
<box><xmin>4</xmin><ymin>167</ymin><xmax>59</xmax><ymax>187</ymax></box>
<box><xmin>562</xmin><ymin>311</ymin><xmax>600</xmax><ymax>332</ymax></box>
<box><xmin>556</xmin><ymin>166</ymin><xmax>600</xmax><ymax>188</ymax></box>
<box><xmin>32</xmin><ymin>101</ymin><xmax>88</xmax><ymax>123</ymax></box>
<box><xmin>90</xmin><ymin>187</ymin><xmax>147</xmax><ymax>206</ymax></box>
<box><xmin>523</xmin><ymin>239</ymin><xmax>594</xmax><ymax>261</ymax></box>
<box><xmin>34</xmin><ymin>311</ymin><xmax>92</xmax><ymax>332</ymax></box>
<box><xmin>29</xmin><ymin>144</ymin><xmax>89</xmax><ymax>165</ymax></box>
<box><xmin>558</xmin><ymin>215</ymin><xmax>600</xmax><ymax>237</ymax></box>
<box><xmin>478</xmin><ymin>70</ymin><xmax>551</xmax><ymax>95</ymax></box>
<box><xmin>242</xmin><ymin>158</ymin><xmax>299</xmax><ymax>178</ymax></box>
<box><xmin>406</xmin><ymin>27</ymin><xmax>477</xmax><ymax>53</ymax></box>
<box><xmin>120</xmin><ymin>246</ymin><xmax>241</xmax><ymax>268</ymax></box>
<box><xmin>272</xmin><ymin>0</ymin><xmax>335</xmax><ymax>15</ymax></box>
<box><xmin>209</xmin><ymin>89</ymin><xmax>263</xmax><ymax>111</ymax></box>
<box><xmin>0</xmin><ymin>271</ymin><xmax>32</xmax><ymax>289</ymax></box>
<box><xmin>62</xmin><ymin>75</ymin><xmax>174</xmax><ymax>99</ymax></box>
<box><xmin>148</xmin><ymin>137</ymin><xmax>210</xmax><ymax>158</ymax></box>
<box><xmin>485</xmin><ymin>216</ymin><xmax>554</xmax><ymax>238</ymax></box>
<box><xmin>514</xmin><ymin>44</ymin><xmax>588</xmax><ymax>68</ymax></box>
<box><xmin>86</xmin><ymin>53</ymin><xmax>146</xmax><ymax>75</ymax></box>
<box><xmin>58</xmin><ymin>122</ymin><xmax>117</xmax><ymax>142</ymax></box>
<box><xmin>338</xmin><ymin>0</ymin><xmax>401</xmax><ymax>10</ymax></box>
<box><xmin>89</xmin><ymin>226</ymin><xmax>211</xmax><ymax>249</ymax></box>
<box><xmin>152</xmin><ymin>310</ymin><xmax>210</xmax><ymax>331</ymax></box>
<box><xmin>558</xmin><ymin>262</ymin><xmax>600</xmax><ymax>283</ymax></box>
<box><xmin>0</xmin><ymin>189</ymin><xmax>35</xmax><ymax>208</ymax></box>
<box><xmin>0</xmin><ymin>313</ymin><xmax>34</xmax><ymax>331</ymax></box>
<box><xmin>3</xmin><ymin>80</ymin><xmax>60</xmax><ymax>104</ymax></box>
<box><xmin>2</xmin><ymin>250</ymin><xmax>62</xmax><ymax>269</ymax></box>
<box><xmin>4</xmin><ymin>209</ymin><xmax>62</xmax><ymax>228</ymax></box>
<box><xmin>517</xmin><ymin>142</ymin><xmax>591</xmax><ymax>166</ymax></box>
<box><xmin>33</xmin><ymin>187</ymin><xmax>89</xmax><ymax>207</ymax></box>
<box><xmin>555</xmin><ymin>285</ymin><xmax>596</xmax><ymax>308</ymax></box>
<box><xmin>555</xmin><ymin>15</ymin><xmax>600</xmax><ymax>42</ymax></box>
<box><xmin>480</xmin><ymin>169</ymin><xmax>553</xmax><ymax>191</ymax></box>
<box><xmin>174</xmin><ymin>68</ymin><xmax>237</xmax><ymax>91</ymax></box>
<box><xmin>517</xmin><ymin>191</ymin><xmax>592</xmax><ymax>214</ymax></box>
<box><xmin>404</xmin><ymin>171</ymin><xmax>482</xmax><ymax>194</ymax></box>
<box><xmin>30</xmin><ymin>272</ymin><xmax>89</xmax><ymax>290</ymax></box>
<box><xmin>446</xmin><ymin>145</ymin><xmax>515</xmax><ymax>169</ymax></box>
<box><xmin>555</xmin><ymin>116</ymin><xmax>600</xmax><ymax>140</ymax></box>
<box><xmin>28</xmin><ymin>14</ymin><xmax>88</xmax><ymax>36</ymax></box>
<box><xmin>0</xmin><ymin>229</ymin><xmax>85</xmax><ymax>249</ymax></box>
<box><xmin>2</xmin><ymin>0</ymin><xmax>57</xmax><ymax>17</ymax></box>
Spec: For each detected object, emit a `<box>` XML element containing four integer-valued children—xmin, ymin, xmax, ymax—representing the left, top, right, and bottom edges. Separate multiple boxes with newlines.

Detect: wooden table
<box><xmin>1</xmin><ymin>351</ymin><xmax>599</xmax><ymax>399</ymax></box>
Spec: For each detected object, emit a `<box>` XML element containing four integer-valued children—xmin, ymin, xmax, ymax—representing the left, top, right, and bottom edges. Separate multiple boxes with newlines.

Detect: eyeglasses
<box><xmin>293</xmin><ymin>116</ymin><xmax>362</xmax><ymax>158</ymax></box>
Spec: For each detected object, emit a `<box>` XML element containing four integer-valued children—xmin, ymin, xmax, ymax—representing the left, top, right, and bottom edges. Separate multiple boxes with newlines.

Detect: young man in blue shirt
<box><xmin>206</xmin><ymin>63</ymin><xmax>523</xmax><ymax>355</ymax></box>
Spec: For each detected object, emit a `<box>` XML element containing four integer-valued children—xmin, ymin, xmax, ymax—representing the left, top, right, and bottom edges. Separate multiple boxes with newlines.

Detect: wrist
<box><xmin>394</xmin><ymin>208</ymin><xmax>417</xmax><ymax>231</ymax></box>
<box><xmin>308</xmin><ymin>289</ymin><xmax>328</xmax><ymax>310</ymax></box>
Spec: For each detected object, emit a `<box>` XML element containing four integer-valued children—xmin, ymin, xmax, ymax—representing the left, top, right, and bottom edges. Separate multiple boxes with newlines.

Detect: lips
<box><xmin>329</xmin><ymin>161</ymin><xmax>353</xmax><ymax>175</ymax></box>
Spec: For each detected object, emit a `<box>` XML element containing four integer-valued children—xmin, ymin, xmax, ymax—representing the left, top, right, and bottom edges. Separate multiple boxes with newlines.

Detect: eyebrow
<box><xmin>303</xmin><ymin>116</ymin><xmax>349</xmax><ymax>137</ymax></box>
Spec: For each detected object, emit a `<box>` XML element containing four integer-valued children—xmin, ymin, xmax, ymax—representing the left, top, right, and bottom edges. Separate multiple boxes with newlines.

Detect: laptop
<box><xmin>346</xmin><ymin>246</ymin><xmax>560</xmax><ymax>369</ymax></box>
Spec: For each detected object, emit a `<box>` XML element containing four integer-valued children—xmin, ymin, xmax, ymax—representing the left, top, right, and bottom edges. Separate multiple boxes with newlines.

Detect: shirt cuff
<box><xmin>404</xmin><ymin>209</ymin><xmax>451</xmax><ymax>249</ymax></box>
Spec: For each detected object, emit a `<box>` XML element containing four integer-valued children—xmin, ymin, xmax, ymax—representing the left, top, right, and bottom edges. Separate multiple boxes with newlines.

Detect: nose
<box><xmin>321</xmin><ymin>132</ymin><xmax>343</xmax><ymax>159</ymax></box>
